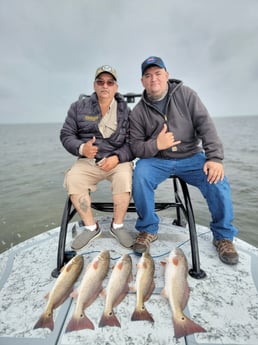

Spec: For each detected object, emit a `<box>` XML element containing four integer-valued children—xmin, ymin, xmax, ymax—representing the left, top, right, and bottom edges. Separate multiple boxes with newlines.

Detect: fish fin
<box><xmin>173</xmin><ymin>314</ymin><xmax>206</xmax><ymax>339</ymax></box>
<box><xmin>99</xmin><ymin>288</ymin><xmax>106</xmax><ymax>298</ymax></box>
<box><xmin>33</xmin><ymin>311</ymin><xmax>54</xmax><ymax>331</ymax></box>
<box><xmin>98</xmin><ymin>287</ymin><xmax>105</xmax><ymax>299</ymax></box>
<box><xmin>129</xmin><ymin>285</ymin><xmax>135</xmax><ymax>292</ymax></box>
<box><xmin>65</xmin><ymin>313</ymin><xmax>95</xmax><ymax>332</ymax></box>
<box><xmin>130</xmin><ymin>283</ymin><xmax>136</xmax><ymax>292</ymax></box>
<box><xmin>70</xmin><ymin>288</ymin><xmax>79</xmax><ymax>299</ymax></box>
<box><xmin>98</xmin><ymin>310</ymin><xmax>121</xmax><ymax>328</ymax></box>
<box><xmin>131</xmin><ymin>306</ymin><xmax>154</xmax><ymax>323</ymax></box>
<box><xmin>160</xmin><ymin>287</ymin><xmax>168</xmax><ymax>298</ymax></box>
<box><xmin>129</xmin><ymin>272</ymin><xmax>133</xmax><ymax>283</ymax></box>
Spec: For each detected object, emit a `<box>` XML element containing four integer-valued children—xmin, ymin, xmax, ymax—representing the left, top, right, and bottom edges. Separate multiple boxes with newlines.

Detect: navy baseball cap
<box><xmin>141</xmin><ymin>56</ymin><xmax>166</xmax><ymax>75</ymax></box>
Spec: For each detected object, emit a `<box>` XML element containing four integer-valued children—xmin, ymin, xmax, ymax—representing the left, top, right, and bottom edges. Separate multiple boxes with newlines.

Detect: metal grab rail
<box><xmin>51</xmin><ymin>177</ymin><xmax>206</xmax><ymax>279</ymax></box>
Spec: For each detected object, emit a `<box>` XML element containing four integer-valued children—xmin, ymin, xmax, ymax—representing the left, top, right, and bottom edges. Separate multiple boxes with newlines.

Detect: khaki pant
<box><xmin>64</xmin><ymin>158</ymin><xmax>133</xmax><ymax>195</ymax></box>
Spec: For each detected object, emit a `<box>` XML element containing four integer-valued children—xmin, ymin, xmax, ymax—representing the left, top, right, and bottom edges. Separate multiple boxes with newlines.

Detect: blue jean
<box><xmin>132</xmin><ymin>152</ymin><xmax>238</xmax><ymax>241</ymax></box>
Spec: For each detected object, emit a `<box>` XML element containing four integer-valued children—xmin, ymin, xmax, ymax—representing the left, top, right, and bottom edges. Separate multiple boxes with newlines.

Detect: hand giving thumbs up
<box><xmin>82</xmin><ymin>136</ymin><xmax>98</xmax><ymax>158</ymax></box>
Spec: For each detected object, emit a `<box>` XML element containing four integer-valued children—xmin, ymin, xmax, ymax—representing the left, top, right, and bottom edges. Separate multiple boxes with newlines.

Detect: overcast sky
<box><xmin>1</xmin><ymin>0</ymin><xmax>258</xmax><ymax>124</ymax></box>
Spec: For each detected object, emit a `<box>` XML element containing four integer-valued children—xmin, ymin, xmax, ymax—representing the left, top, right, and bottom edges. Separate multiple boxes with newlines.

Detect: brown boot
<box><xmin>133</xmin><ymin>232</ymin><xmax>158</xmax><ymax>254</ymax></box>
<box><xmin>213</xmin><ymin>239</ymin><xmax>239</xmax><ymax>265</ymax></box>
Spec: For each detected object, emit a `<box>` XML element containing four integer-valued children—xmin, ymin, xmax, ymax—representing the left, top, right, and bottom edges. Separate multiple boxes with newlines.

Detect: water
<box><xmin>0</xmin><ymin>116</ymin><xmax>258</xmax><ymax>253</ymax></box>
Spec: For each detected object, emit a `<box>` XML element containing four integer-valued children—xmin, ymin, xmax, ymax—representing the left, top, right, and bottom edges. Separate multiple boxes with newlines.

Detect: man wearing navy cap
<box><xmin>129</xmin><ymin>56</ymin><xmax>239</xmax><ymax>265</ymax></box>
<box><xmin>141</xmin><ymin>56</ymin><xmax>167</xmax><ymax>73</ymax></box>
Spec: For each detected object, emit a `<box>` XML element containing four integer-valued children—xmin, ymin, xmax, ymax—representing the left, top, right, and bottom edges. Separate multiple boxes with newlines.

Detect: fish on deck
<box><xmin>98</xmin><ymin>253</ymin><xmax>133</xmax><ymax>328</ymax></box>
<box><xmin>65</xmin><ymin>250</ymin><xmax>110</xmax><ymax>332</ymax></box>
<box><xmin>131</xmin><ymin>252</ymin><xmax>155</xmax><ymax>323</ymax></box>
<box><xmin>33</xmin><ymin>254</ymin><xmax>84</xmax><ymax>331</ymax></box>
<box><xmin>161</xmin><ymin>247</ymin><xmax>206</xmax><ymax>339</ymax></box>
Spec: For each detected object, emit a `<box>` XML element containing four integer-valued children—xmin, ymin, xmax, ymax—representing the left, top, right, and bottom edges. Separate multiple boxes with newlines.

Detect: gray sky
<box><xmin>1</xmin><ymin>0</ymin><xmax>258</xmax><ymax>124</ymax></box>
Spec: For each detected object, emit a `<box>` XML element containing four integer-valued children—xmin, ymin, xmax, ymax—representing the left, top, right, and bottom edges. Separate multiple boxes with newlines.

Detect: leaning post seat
<box><xmin>51</xmin><ymin>176</ymin><xmax>206</xmax><ymax>279</ymax></box>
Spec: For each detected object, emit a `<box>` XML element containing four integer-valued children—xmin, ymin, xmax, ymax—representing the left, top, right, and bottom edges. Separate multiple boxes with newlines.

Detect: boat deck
<box><xmin>0</xmin><ymin>215</ymin><xmax>258</xmax><ymax>345</ymax></box>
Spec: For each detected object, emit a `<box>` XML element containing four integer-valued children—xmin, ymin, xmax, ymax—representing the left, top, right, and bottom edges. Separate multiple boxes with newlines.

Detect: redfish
<box><xmin>65</xmin><ymin>250</ymin><xmax>110</xmax><ymax>332</ymax></box>
<box><xmin>98</xmin><ymin>254</ymin><xmax>133</xmax><ymax>327</ymax></box>
<box><xmin>131</xmin><ymin>252</ymin><xmax>155</xmax><ymax>323</ymax></box>
<box><xmin>33</xmin><ymin>254</ymin><xmax>84</xmax><ymax>331</ymax></box>
<box><xmin>161</xmin><ymin>248</ymin><xmax>206</xmax><ymax>339</ymax></box>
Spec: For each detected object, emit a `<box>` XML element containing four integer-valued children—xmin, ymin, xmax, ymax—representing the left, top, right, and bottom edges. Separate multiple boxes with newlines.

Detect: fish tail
<box><xmin>98</xmin><ymin>310</ymin><xmax>121</xmax><ymax>328</ymax></box>
<box><xmin>65</xmin><ymin>313</ymin><xmax>95</xmax><ymax>332</ymax></box>
<box><xmin>131</xmin><ymin>306</ymin><xmax>154</xmax><ymax>323</ymax></box>
<box><xmin>33</xmin><ymin>312</ymin><xmax>54</xmax><ymax>331</ymax></box>
<box><xmin>173</xmin><ymin>314</ymin><xmax>206</xmax><ymax>339</ymax></box>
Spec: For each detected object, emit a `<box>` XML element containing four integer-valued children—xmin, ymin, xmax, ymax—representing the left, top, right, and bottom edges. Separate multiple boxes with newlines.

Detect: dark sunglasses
<box><xmin>95</xmin><ymin>79</ymin><xmax>116</xmax><ymax>87</ymax></box>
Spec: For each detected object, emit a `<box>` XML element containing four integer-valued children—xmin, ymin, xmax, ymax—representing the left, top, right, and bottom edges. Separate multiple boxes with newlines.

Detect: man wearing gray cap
<box><xmin>60</xmin><ymin>65</ymin><xmax>134</xmax><ymax>250</ymax></box>
<box><xmin>129</xmin><ymin>56</ymin><xmax>239</xmax><ymax>265</ymax></box>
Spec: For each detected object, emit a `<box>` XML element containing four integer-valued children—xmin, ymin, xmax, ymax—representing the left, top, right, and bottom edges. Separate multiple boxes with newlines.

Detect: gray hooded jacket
<box><xmin>129</xmin><ymin>79</ymin><xmax>223</xmax><ymax>162</ymax></box>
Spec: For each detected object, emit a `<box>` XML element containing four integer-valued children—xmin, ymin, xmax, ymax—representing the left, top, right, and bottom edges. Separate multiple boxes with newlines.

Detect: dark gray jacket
<box><xmin>60</xmin><ymin>92</ymin><xmax>134</xmax><ymax>162</ymax></box>
<box><xmin>129</xmin><ymin>79</ymin><xmax>224</xmax><ymax>162</ymax></box>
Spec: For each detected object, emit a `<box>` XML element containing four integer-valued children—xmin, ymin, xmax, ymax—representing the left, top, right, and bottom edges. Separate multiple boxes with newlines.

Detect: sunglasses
<box><xmin>95</xmin><ymin>79</ymin><xmax>116</xmax><ymax>87</ymax></box>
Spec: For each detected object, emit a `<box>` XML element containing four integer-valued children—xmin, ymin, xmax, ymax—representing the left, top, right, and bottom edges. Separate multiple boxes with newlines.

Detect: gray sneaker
<box><xmin>71</xmin><ymin>222</ymin><xmax>101</xmax><ymax>250</ymax></box>
<box><xmin>109</xmin><ymin>221</ymin><xmax>134</xmax><ymax>248</ymax></box>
